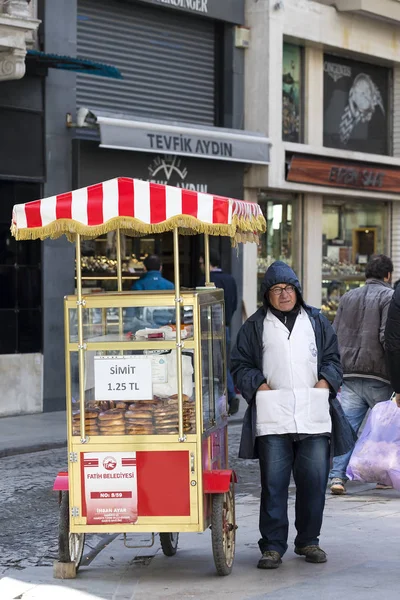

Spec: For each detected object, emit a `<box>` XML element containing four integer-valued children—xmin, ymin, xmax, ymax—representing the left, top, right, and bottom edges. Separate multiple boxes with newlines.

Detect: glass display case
<box><xmin>65</xmin><ymin>289</ymin><xmax>226</xmax><ymax>439</ymax></box>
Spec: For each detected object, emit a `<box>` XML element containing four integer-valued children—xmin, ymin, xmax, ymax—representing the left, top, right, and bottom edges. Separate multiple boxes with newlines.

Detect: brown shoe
<box><xmin>295</xmin><ymin>545</ymin><xmax>327</xmax><ymax>563</ymax></box>
<box><xmin>330</xmin><ymin>477</ymin><xmax>346</xmax><ymax>495</ymax></box>
<box><xmin>376</xmin><ymin>483</ymin><xmax>393</xmax><ymax>490</ymax></box>
<box><xmin>257</xmin><ymin>550</ymin><xmax>282</xmax><ymax>569</ymax></box>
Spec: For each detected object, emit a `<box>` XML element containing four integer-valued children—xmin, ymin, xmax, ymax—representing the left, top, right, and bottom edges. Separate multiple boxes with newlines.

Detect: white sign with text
<box><xmin>94</xmin><ymin>356</ymin><xmax>153</xmax><ymax>401</ymax></box>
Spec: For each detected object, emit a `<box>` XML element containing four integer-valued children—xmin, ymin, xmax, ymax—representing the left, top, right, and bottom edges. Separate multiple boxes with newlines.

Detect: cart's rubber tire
<box><xmin>59</xmin><ymin>491</ymin><xmax>85</xmax><ymax>570</ymax></box>
<box><xmin>211</xmin><ymin>484</ymin><xmax>236</xmax><ymax>576</ymax></box>
<box><xmin>160</xmin><ymin>532</ymin><xmax>179</xmax><ymax>556</ymax></box>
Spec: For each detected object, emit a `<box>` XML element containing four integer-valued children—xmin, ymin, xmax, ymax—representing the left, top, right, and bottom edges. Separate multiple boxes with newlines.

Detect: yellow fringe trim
<box><xmin>11</xmin><ymin>214</ymin><xmax>266</xmax><ymax>245</ymax></box>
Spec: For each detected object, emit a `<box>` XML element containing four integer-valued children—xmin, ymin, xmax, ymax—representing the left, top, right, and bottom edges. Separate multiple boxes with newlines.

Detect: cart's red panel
<box><xmin>136</xmin><ymin>451</ymin><xmax>190</xmax><ymax>516</ymax></box>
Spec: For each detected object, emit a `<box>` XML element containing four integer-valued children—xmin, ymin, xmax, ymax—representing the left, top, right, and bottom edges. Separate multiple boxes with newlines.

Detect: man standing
<box><xmin>199</xmin><ymin>250</ymin><xmax>240</xmax><ymax>415</ymax></box>
<box><xmin>126</xmin><ymin>254</ymin><xmax>174</xmax><ymax>330</ymax></box>
<box><xmin>132</xmin><ymin>254</ymin><xmax>174</xmax><ymax>291</ymax></box>
<box><xmin>330</xmin><ymin>254</ymin><xmax>394</xmax><ymax>495</ymax></box>
<box><xmin>231</xmin><ymin>261</ymin><xmax>342</xmax><ymax>569</ymax></box>
<box><xmin>384</xmin><ymin>279</ymin><xmax>400</xmax><ymax>407</ymax></box>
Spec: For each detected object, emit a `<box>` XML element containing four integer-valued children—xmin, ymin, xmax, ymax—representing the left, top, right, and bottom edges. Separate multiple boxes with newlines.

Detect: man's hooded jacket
<box><xmin>231</xmin><ymin>261</ymin><xmax>354</xmax><ymax>459</ymax></box>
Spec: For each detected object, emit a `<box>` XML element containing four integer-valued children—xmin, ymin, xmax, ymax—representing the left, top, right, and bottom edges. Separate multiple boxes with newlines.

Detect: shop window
<box><xmin>323</xmin><ymin>54</ymin><xmax>390</xmax><ymax>156</ymax></box>
<box><xmin>282</xmin><ymin>43</ymin><xmax>303</xmax><ymax>144</ymax></box>
<box><xmin>0</xmin><ymin>181</ymin><xmax>42</xmax><ymax>354</ymax></box>
<box><xmin>80</xmin><ymin>232</ymin><xmax>198</xmax><ymax>293</ymax></box>
<box><xmin>257</xmin><ymin>198</ymin><xmax>294</xmax><ymax>306</ymax></box>
<box><xmin>321</xmin><ymin>200</ymin><xmax>389</xmax><ymax>321</ymax></box>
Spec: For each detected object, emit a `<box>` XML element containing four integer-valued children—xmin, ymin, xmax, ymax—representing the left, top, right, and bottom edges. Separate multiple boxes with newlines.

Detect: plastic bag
<box><xmin>346</xmin><ymin>400</ymin><xmax>400</xmax><ymax>490</ymax></box>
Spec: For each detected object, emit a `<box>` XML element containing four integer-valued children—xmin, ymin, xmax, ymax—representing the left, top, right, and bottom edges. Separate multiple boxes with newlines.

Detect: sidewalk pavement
<box><xmin>0</xmin><ymin>398</ymin><xmax>246</xmax><ymax>457</ymax></box>
<box><xmin>0</xmin><ymin>411</ymin><xmax>67</xmax><ymax>458</ymax></box>
<box><xmin>2</xmin><ymin>482</ymin><xmax>400</xmax><ymax>599</ymax></box>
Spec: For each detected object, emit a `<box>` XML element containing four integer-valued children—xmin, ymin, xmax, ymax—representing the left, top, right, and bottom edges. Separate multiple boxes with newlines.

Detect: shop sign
<box><xmin>82</xmin><ymin>452</ymin><xmax>138</xmax><ymax>525</ymax></box>
<box><xmin>287</xmin><ymin>154</ymin><xmax>400</xmax><ymax>193</ymax></box>
<box><xmin>94</xmin><ymin>356</ymin><xmax>153</xmax><ymax>401</ymax></box>
<box><xmin>138</xmin><ymin>0</ymin><xmax>244</xmax><ymax>23</ymax></box>
<box><xmin>323</xmin><ymin>54</ymin><xmax>389</xmax><ymax>156</ymax></box>
<box><xmin>96</xmin><ymin>114</ymin><xmax>270</xmax><ymax>165</ymax></box>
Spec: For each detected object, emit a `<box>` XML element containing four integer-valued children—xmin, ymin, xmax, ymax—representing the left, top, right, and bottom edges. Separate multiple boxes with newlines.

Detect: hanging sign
<box><xmin>82</xmin><ymin>452</ymin><xmax>138</xmax><ymax>525</ymax></box>
<box><xmin>94</xmin><ymin>356</ymin><xmax>153</xmax><ymax>401</ymax></box>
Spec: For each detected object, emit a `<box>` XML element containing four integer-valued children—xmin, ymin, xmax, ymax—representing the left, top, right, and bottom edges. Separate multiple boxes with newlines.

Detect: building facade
<box><xmin>0</xmin><ymin>0</ymin><xmax>41</xmax><ymax>416</ymax></box>
<box><xmin>243</xmin><ymin>0</ymin><xmax>400</xmax><ymax>321</ymax></box>
<box><xmin>1</xmin><ymin>0</ymin><xmax>270</xmax><ymax>416</ymax></box>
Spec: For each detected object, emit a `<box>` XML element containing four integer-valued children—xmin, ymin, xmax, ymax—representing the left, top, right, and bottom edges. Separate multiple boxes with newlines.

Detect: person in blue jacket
<box><xmin>132</xmin><ymin>254</ymin><xmax>174</xmax><ymax>291</ymax></box>
<box><xmin>126</xmin><ymin>255</ymin><xmax>174</xmax><ymax>330</ymax></box>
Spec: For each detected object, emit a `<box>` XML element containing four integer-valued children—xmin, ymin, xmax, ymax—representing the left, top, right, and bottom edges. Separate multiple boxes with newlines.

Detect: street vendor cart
<box><xmin>11</xmin><ymin>178</ymin><xmax>265</xmax><ymax>577</ymax></box>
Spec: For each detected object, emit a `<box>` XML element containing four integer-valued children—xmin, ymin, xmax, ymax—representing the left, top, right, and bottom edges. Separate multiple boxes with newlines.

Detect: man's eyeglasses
<box><xmin>269</xmin><ymin>285</ymin><xmax>296</xmax><ymax>296</ymax></box>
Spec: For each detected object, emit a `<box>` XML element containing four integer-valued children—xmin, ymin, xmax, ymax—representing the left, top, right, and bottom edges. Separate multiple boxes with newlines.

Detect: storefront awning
<box><xmin>81</xmin><ymin>110</ymin><xmax>270</xmax><ymax>165</ymax></box>
<box><xmin>26</xmin><ymin>50</ymin><xmax>123</xmax><ymax>79</ymax></box>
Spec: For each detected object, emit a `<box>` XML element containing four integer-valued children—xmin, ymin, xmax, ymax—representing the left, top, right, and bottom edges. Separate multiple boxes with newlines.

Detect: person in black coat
<box><xmin>231</xmin><ymin>261</ymin><xmax>349</xmax><ymax>570</ymax></box>
<box><xmin>199</xmin><ymin>250</ymin><xmax>240</xmax><ymax>415</ymax></box>
<box><xmin>385</xmin><ymin>283</ymin><xmax>400</xmax><ymax>406</ymax></box>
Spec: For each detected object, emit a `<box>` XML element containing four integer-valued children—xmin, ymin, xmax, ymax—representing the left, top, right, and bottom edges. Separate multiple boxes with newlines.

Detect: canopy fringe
<box><xmin>11</xmin><ymin>214</ymin><xmax>266</xmax><ymax>245</ymax></box>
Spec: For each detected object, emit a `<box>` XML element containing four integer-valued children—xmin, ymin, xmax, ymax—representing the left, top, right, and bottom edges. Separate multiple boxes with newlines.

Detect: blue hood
<box><xmin>261</xmin><ymin>261</ymin><xmax>304</xmax><ymax>306</ymax></box>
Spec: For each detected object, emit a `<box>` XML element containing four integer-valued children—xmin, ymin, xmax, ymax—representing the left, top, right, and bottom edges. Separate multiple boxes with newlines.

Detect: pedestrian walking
<box><xmin>199</xmin><ymin>250</ymin><xmax>241</xmax><ymax>415</ymax></box>
<box><xmin>231</xmin><ymin>261</ymin><xmax>343</xmax><ymax>569</ymax></box>
<box><xmin>329</xmin><ymin>254</ymin><xmax>394</xmax><ymax>495</ymax></box>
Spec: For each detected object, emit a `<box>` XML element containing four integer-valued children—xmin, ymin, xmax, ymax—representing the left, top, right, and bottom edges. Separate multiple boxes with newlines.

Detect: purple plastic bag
<box><xmin>346</xmin><ymin>400</ymin><xmax>400</xmax><ymax>490</ymax></box>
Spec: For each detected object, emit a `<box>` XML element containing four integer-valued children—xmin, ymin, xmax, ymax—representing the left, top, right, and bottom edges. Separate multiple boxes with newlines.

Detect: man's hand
<box><xmin>314</xmin><ymin>379</ymin><xmax>330</xmax><ymax>390</ymax></box>
<box><xmin>258</xmin><ymin>383</ymin><xmax>271</xmax><ymax>392</ymax></box>
<box><xmin>396</xmin><ymin>393</ymin><xmax>400</xmax><ymax>408</ymax></box>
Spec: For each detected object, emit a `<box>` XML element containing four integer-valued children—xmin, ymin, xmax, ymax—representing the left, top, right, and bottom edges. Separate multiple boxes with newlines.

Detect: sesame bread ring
<box><xmin>125</xmin><ymin>411</ymin><xmax>153</xmax><ymax>419</ymax></box>
<box><xmin>98</xmin><ymin>409</ymin><xmax>125</xmax><ymax>421</ymax></box>
<box><xmin>98</xmin><ymin>420</ymin><xmax>125</xmax><ymax>428</ymax></box>
<box><xmin>169</xmin><ymin>394</ymin><xmax>190</xmax><ymax>402</ymax></box>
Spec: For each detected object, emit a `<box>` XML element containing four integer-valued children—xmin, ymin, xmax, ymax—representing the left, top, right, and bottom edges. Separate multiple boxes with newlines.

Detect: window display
<box><xmin>282</xmin><ymin>43</ymin><xmax>303</xmax><ymax>143</ymax></box>
<box><xmin>323</xmin><ymin>54</ymin><xmax>390</xmax><ymax>155</ymax></box>
<box><xmin>257</xmin><ymin>198</ymin><xmax>294</xmax><ymax>305</ymax></box>
<box><xmin>321</xmin><ymin>199</ymin><xmax>389</xmax><ymax>320</ymax></box>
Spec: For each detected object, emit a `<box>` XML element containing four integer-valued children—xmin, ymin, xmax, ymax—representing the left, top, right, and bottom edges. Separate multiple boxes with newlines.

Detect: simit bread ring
<box><xmin>98</xmin><ymin>409</ymin><xmax>125</xmax><ymax>420</ymax></box>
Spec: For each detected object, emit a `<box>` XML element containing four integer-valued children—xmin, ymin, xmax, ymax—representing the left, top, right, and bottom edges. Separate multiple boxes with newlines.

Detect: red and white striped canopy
<box><xmin>11</xmin><ymin>178</ymin><xmax>265</xmax><ymax>243</ymax></box>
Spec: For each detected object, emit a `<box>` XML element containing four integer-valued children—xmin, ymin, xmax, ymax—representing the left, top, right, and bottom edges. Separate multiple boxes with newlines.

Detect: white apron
<box><xmin>256</xmin><ymin>308</ymin><xmax>331</xmax><ymax>436</ymax></box>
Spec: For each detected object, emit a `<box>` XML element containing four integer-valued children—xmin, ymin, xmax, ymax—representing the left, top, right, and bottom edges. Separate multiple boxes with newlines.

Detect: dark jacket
<box><xmin>385</xmin><ymin>284</ymin><xmax>400</xmax><ymax>392</ymax></box>
<box><xmin>132</xmin><ymin>270</ymin><xmax>174</xmax><ymax>291</ymax></box>
<box><xmin>333</xmin><ymin>279</ymin><xmax>393</xmax><ymax>383</ymax></box>
<box><xmin>199</xmin><ymin>270</ymin><xmax>238</xmax><ymax>326</ymax></box>
<box><xmin>231</xmin><ymin>261</ymin><xmax>352</xmax><ymax>459</ymax></box>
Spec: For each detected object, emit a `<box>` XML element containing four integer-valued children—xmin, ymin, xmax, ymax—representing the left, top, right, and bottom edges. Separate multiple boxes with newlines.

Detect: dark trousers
<box><xmin>257</xmin><ymin>434</ymin><xmax>330</xmax><ymax>556</ymax></box>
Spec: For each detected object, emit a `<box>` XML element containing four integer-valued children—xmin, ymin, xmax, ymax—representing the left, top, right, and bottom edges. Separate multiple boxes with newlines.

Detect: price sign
<box><xmin>94</xmin><ymin>356</ymin><xmax>153</xmax><ymax>401</ymax></box>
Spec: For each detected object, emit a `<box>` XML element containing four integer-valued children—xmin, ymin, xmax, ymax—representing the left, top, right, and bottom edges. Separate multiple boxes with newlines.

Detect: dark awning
<box><xmin>26</xmin><ymin>50</ymin><xmax>123</xmax><ymax>79</ymax></box>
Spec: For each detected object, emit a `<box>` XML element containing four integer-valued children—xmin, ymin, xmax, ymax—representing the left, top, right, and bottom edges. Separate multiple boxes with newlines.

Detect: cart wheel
<box><xmin>59</xmin><ymin>491</ymin><xmax>85</xmax><ymax>570</ymax></box>
<box><xmin>211</xmin><ymin>484</ymin><xmax>236</xmax><ymax>576</ymax></box>
<box><xmin>160</xmin><ymin>532</ymin><xmax>179</xmax><ymax>556</ymax></box>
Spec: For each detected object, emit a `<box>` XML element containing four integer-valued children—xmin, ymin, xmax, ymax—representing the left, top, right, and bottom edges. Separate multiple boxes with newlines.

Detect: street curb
<box><xmin>0</xmin><ymin>440</ymin><xmax>67</xmax><ymax>459</ymax></box>
<box><xmin>228</xmin><ymin>417</ymin><xmax>243</xmax><ymax>426</ymax></box>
